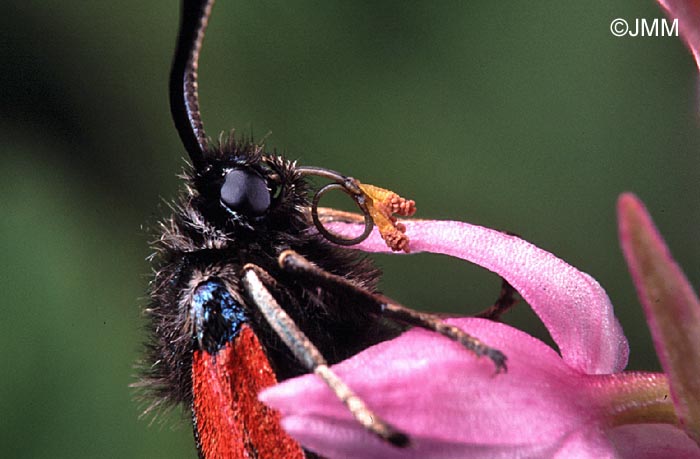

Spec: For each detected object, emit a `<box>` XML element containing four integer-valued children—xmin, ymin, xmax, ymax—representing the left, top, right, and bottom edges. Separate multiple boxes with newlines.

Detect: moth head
<box><xmin>167</xmin><ymin>0</ymin><xmax>409</xmax><ymax>248</ymax></box>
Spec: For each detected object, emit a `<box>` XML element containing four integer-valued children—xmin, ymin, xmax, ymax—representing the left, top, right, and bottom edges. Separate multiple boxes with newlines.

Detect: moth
<box><xmin>138</xmin><ymin>1</ymin><xmax>511</xmax><ymax>457</ymax></box>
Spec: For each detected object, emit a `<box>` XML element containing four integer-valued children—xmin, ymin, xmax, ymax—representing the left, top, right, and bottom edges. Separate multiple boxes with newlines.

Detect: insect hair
<box><xmin>134</xmin><ymin>132</ymin><xmax>383</xmax><ymax>418</ymax></box>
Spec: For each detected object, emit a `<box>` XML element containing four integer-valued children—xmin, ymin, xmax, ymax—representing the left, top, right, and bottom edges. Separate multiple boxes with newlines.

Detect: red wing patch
<box><xmin>192</xmin><ymin>325</ymin><xmax>305</xmax><ymax>459</ymax></box>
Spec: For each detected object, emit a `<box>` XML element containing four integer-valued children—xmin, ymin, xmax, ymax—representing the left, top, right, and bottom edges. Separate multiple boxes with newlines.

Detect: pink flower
<box><xmin>259</xmin><ymin>3</ymin><xmax>700</xmax><ymax>453</ymax></box>
<box><xmin>260</xmin><ymin>195</ymin><xmax>700</xmax><ymax>458</ymax></box>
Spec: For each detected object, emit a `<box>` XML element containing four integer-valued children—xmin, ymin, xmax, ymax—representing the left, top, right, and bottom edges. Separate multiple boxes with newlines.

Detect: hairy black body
<box><xmin>140</xmin><ymin>138</ymin><xmax>399</xmax><ymax>413</ymax></box>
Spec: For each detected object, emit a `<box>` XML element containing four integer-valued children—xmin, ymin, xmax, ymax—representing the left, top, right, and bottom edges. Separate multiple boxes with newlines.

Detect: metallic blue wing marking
<box><xmin>191</xmin><ymin>278</ymin><xmax>248</xmax><ymax>353</ymax></box>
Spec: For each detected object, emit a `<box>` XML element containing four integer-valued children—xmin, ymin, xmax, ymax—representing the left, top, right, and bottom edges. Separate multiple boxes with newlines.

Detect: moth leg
<box><xmin>315</xmin><ymin>208</ymin><xmax>521</xmax><ymax>321</ymax></box>
<box><xmin>278</xmin><ymin>250</ymin><xmax>507</xmax><ymax>373</ymax></box>
<box><xmin>241</xmin><ymin>264</ymin><xmax>410</xmax><ymax>448</ymax></box>
<box><xmin>474</xmin><ymin>230</ymin><xmax>524</xmax><ymax>321</ymax></box>
<box><xmin>474</xmin><ymin>278</ymin><xmax>519</xmax><ymax>322</ymax></box>
<box><xmin>381</xmin><ymin>303</ymin><xmax>507</xmax><ymax>372</ymax></box>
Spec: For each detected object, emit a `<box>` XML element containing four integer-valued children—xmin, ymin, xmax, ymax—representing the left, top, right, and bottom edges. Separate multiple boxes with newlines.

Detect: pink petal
<box><xmin>552</xmin><ymin>426</ymin><xmax>619</xmax><ymax>459</ymax></box>
<box><xmin>262</xmin><ymin>318</ymin><xmax>616</xmax><ymax>458</ymax></box>
<box><xmin>609</xmin><ymin>424</ymin><xmax>700</xmax><ymax>459</ymax></box>
<box><xmin>657</xmin><ymin>0</ymin><xmax>700</xmax><ymax>70</ymax></box>
<box><xmin>618</xmin><ymin>193</ymin><xmax>700</xmax><ymax>444</ymax></box>
<box><xmin>326</xmin><ymin>220</ymin><xmax>629</xmax><ymax>374</ymax></box>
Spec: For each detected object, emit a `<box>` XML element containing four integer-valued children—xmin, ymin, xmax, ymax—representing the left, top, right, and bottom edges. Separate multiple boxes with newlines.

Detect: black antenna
<box><xmin>170</xmin><ymin>0</ymin><xmax>215</xmax><ymax>170</ymax></box>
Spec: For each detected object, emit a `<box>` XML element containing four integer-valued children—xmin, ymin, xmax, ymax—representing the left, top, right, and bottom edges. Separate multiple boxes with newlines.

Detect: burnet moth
<box><xmin>137</xmin><ymin>1</ymin><xmax>511</xmax><ymax>457</ymax></box>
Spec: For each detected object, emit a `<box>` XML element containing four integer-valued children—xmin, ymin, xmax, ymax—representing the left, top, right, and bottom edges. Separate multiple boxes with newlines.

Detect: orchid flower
<box><xmin>260</xmin><ymin>1</ymin><xmax>700</xmax><ymax>456</ymax></box>
<box><xmin>260</xmin><ymin>194</ymin><xmax>700</xmax><ymax>458</ymax></box>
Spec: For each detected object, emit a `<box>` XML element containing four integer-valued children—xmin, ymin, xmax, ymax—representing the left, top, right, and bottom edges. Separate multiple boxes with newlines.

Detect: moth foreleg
<box><xmin>278</xmin><ymin>249</ymin><xmax>507</xmax><ymax>372</ymax></box>
<box><xmin>240</xmin><ymin>264</ymin><xmax>410</xmax><ymax>448</ymax></box>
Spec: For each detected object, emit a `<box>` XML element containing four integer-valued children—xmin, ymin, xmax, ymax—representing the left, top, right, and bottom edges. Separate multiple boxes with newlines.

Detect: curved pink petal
<box><xmin>657</xmin><ymin>0</ymin><xmax>700</xmax><ymax>70</ymax></box>
<box><xmin>262</xmin><ymin>318</ymin><xmax>619</xmax><ymax>458</ymax></box>
<box><xmin>326</xmin><ymin>220</ymin><xmax>628</xmax><ymax>374</ymax></box>
<box><xmin>618</xmin><ymin>193</ymin><xmax>700</xmax><ymax>443</ymax></box>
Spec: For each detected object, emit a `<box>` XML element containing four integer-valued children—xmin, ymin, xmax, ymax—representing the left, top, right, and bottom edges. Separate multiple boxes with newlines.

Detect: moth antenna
<box><xmin>170</xmin><ymin>0</ymin><xmax>214</xmax><ymax>170</ymax></box>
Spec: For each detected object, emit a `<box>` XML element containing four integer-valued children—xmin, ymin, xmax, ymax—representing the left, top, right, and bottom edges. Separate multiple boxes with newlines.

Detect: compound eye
<box><xmin>220</xmin><ymin>168</ymin><xmax>271</xmax><ymax>217</ymax></box>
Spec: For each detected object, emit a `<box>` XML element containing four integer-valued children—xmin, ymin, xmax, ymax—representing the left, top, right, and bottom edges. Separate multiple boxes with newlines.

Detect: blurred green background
<box><xmin>1</xmin><ymin>1</ymin><xmax>698</xmax><ymax>457</ymax></box>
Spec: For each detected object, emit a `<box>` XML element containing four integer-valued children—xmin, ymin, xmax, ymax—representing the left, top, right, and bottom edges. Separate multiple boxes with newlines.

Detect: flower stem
<box><xmin>595</xmin><ymin>371</ymin><xmax>679</xmax><ymax>427</ymax></box>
